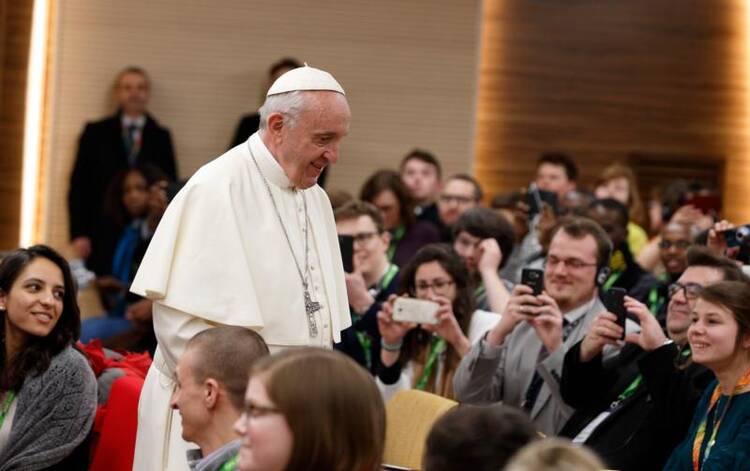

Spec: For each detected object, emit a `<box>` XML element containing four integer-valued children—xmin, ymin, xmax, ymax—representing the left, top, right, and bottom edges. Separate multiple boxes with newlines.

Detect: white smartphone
<box><xmin>392</xmin><ymin>297</ymin><xmax>440</xmax><ymax>325</ymax></box>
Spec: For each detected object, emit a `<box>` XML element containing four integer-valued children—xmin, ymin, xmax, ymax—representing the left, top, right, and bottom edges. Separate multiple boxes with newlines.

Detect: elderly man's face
<box><xmin>276</xmin><ymin>92</ymin><xmax>351</xmax><ymax>189</ymax></box>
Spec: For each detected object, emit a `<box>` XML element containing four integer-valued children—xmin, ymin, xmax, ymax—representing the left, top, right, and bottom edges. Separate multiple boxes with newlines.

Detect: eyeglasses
<box><xmin>544</xmin><ymin>255</ymin><xmax>598</xmax><ymax>270</ymax></box>
<box><xmin>658</xmin><ymin>240</ymin><xmax>691</xmax><ymax>250</ymax></box>
<box><xmin>242</xmin><ymin>402</ymin><xmax>282</xmax><ymax>419</ymax></box>
<box><xmin>415</xmin><ymin>279</ymin><xmax>455</xmax><ymax>295</ymax></box>
<box><xmin>439</xmin><ymin>194</ymin><xmax>476</xmax><ymax>205</ymax></box>
<box><xmin>350</xmin><ymin>231</ymin><xmax>379</xmax><ymax>245</ymax></box>
<box><xmin>668</xmin><ymin>282</ymin><xmax>702</xmax><ymax>300</ymax></box>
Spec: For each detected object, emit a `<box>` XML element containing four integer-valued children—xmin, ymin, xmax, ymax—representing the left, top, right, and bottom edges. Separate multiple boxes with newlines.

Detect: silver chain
<box><xmin>249</xmin><ymin>151</ymin><xmax>311</xmax><ymax>291</ymax></box>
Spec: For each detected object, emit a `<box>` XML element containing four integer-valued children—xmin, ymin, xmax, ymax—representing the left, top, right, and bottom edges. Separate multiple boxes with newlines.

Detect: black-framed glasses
<box><xmin>668</xmin><ymin>282</ymin><xmax>702</xmax><ymax>300</ymax></box>
<box><xmin>544</xmin><ymin>256</ymin><xmax>598</xmax><ymax>270</ymax></box>
<box><xmin>351</xmin><ymin>231</ymin><xmax>379</xmax><ymax>245</ymax></box>
<box><xmin>242</xmin><ymin>402</ymin><xmax>282</xmax><ymax>419</ymax></box>
<box><xmin>415</xmin><ymin>279</ymin><xmax>455</xmax><ymax>295</ymax></box>
<box><xmin>658</xmin><ymin>240</ymin><xmax>691</xmax><ymax>250</ymax></box>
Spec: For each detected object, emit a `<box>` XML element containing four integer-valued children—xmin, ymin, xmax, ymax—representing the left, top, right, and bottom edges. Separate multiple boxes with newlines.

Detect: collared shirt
<box><xmin>187</xmin><ymin>439</ymin><xmax>240</xmax><ymax>471</ymax></box>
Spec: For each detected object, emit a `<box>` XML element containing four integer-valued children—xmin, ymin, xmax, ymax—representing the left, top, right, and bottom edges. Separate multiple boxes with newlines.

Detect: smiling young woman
<box><xmin>0</xmin><ymin>245</ymin><xmax>96</xmax><ymax>470</ymax></box>
<box><xmin>664</xmin><ymin>280</ymin><xmax>750</xmax><ymax>470</ymax></box>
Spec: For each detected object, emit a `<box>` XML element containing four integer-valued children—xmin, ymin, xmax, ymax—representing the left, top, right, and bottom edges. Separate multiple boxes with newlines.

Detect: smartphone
<box><xmin>392</xmin><ymin>297</ymin><xmax>440</xmax><ymax>325</ymax></box>
<box><xmin>525</xmin><ymin>184</ymin><xmax>558</xmax><ymax>217</ymax></box>
<box><xmin>338</xmin><ymin>235</ymin><xmax>354</xmax><ymax>273</ymax></box>
<box><xmin>722</xmin><ymin>225</ymin><xmax>750</xmax><ymax>248</ymax></box>
<box><xmin>602</xmin><ymin>287</ymin><xmax>627</xmax><ymax>339</ymax></box>
<box><xmin>521</xmin><ymin>268</ymin><xmax>544</xmax><ymax>295</ymax></box>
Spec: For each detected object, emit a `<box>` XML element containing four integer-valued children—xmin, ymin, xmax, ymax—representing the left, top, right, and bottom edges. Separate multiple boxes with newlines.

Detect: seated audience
<box><xmin>0</xmin><ymin>245</ymin><xmax>96</xmax><ymax>469</ymax></box>
<box><xmin>334</xmin><ymin>201</ymin><xmax>400</xmax><ymax>373</ymax></box>
<box><xmin>360</xmin><ymin>170</ymin><xmax>441</xmax><ymax>267</ymax></box>
<box><xmin>400</xmin><ymin>149</ymin><xmax>443</xmax><ymax>228</ymax></box>
<box><xmin>588</xmin><ymin>198</ymin><xmax>657</xmax><ymax>302</ymax></box>
<box><xmin>664</xmin><ymin>281</ymin><xmax>750</xmax><ymax>470</ymax></box>
<box><xmin>437</xmin><ymin>174</ymin><xmax>482</xmax><ymax>241</ymax></box>
<box><xmin>452</xmin><ymin>207</ymin><xmax>515</xmax><ymax>313</ymax></box>
<box><xmin>171</xmin><ymin>327</ymin><xmax>269</xmax><ymax>471</ymax></box>
<box><xmin>505</xmin><ymin>438</ymin><xmax>604</xmax><ymax>471</ymax></box>
<box><xmin>558</xmin><ymin>189</ymin><xmax>595</xmax><ymax>218</ymax></box>
<box><xmin>502</xmin><ymin>152</ymin><xmax>579</xmax><ymax>283</ymax></box>
<box><xmin>376</xmin><ymin>244</ymin><xmax>499</xmax><ymax>401</ymax></box>
<box><xmin>234</xmin><ymin>348</ymin><xmax>384</xmax><ymax>471</ymax></box>
<box><xmin>453</xmin><ymin>218</ymin><xmax>611</xmax><ymax>435</ymax></box>
<box><xmin>594</xmin><ymin>163</ymin><xmax>649</xmax><ymax>256</ymax></box>
<box><xmin>559</xmin><ymin>247</ymin><xmax>743</xmax><ymax>470</ymax></box>
<box><xmin>422</xmin><ymin>403</ymin><xmax>537</xmax><ymax>471</ymax></box>
<box><xmin>81</xmin><ymin>164</ymin><xmax>169</xmax><ymax>351</ymax></box>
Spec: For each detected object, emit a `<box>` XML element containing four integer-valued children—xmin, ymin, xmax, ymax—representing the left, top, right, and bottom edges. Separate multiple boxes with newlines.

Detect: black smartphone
<box><xmin>521</xmin><ymin>268</ymin><xmax>544</xmax><ymax>296</ymax></box>
<box><xmin>525</xmin><ymin>185</ymin><xmax>558</xmax><ymax>217</ymax></box>
<box><xmin>338</xmin><ymin>235</ymin><xmax>354</xmax><ymax>273</ymax></box>
<box><xmin>602</xmin><ymin>287</ymin><xmax>627</xmax><ymax>339</ymax></box>
<box><xmin>722</xmin><ymin>225</ymin><xmax>750</xmax><ymax>248</ymax></box>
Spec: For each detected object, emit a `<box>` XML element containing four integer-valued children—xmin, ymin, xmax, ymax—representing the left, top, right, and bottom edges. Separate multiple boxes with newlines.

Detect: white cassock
<box><xmin>129</xmin><ymin>132</ymin><xmax>350</xmax><ymax>471</ymax></box>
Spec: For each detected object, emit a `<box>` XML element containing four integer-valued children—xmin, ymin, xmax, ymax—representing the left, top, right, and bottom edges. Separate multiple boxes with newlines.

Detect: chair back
<box><xmin>383</xmin><ymin>389</ymin><xmax>457</xmax><ymax>470</ymax></box>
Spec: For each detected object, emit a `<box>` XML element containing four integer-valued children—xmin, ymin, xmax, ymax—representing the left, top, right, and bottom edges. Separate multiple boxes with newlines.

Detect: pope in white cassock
<box><xmin>129</xmin><ymin>66</ymin><xmax>352</xmax><ymax>471</ymax></box>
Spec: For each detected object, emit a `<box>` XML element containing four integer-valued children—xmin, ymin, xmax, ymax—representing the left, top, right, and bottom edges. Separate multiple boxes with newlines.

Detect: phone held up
<box><xmin>602</xmin><ymin>287</ymin><xmax>627</xmax><ymax>339</ymax></box>
<box><xmin>392</xmin><ymin>297</ymin><xmax>440</xmax><ymax>325</ymax></box>
<box><xmin>521</xmin><ymin>268</ymin><xmax>544</xmax><ymax>296</ymax></box>
<box><xmin>338</xmin><ymin>235</ymin><xmax>354</xmax><ymax>273</ymax></box>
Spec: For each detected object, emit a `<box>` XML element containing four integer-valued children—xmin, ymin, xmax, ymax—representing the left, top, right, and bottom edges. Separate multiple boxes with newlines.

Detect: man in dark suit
<box><xmin>68</xmin><ymin>66</ymin><xmax>177</xmax><ymax>274</ymax></box>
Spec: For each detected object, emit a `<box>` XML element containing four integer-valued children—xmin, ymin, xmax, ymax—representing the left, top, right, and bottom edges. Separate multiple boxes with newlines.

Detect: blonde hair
<box><xmin>505</xmin><ymin>438</ymin><xmax>604</xmax><ymax>471</ymax></box>
<box><xmin>595</xmin><ymin>163</ymin><xmax>646</xmax><ymax>227</ymax></box>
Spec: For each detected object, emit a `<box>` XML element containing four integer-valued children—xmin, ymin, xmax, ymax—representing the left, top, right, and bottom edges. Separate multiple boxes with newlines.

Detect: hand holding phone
<box><xmin>392</xmin><ymin>297</ymin><xmax>440</xmax><ymax>325</ymax></box>
<box><xmin>521</xmin><ymin>268</ymin><xmax>544</xmax><ymax>296</ymax></box>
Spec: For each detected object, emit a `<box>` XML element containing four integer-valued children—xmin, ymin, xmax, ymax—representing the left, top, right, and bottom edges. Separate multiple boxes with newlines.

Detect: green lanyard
<box><xmin>415</xmin><ymin>337</ymin><xmax>447</xmax><ymax>391</ymax></box>
<box><xmin>647</xmin><ymin>286</ymin><xmax>665</xmax><ymax>315</ymax></box>
<box><xmin>386</xmin><ymin>226</ymin><xmax>407</xmax><ymax>262</ymax></box>
<box><xmin>354</xmin><ymin>264</ymin><xmax>399</xmax><ymax>370</ymax></box>
<box><xmin>474</xmin><ymin>282</ymin><xmax>486</xmax><ymax>299</ymax></box>
<box><xmin>602</xmin><ymin>271</ymin><xmax>623</xmax><ymax>291</ymax></box>
<box><xmin>218</xmin><ymin>453</ymin><xmax>239</xmax><ymax>471</ymax></box>
<box><xmin>617</xmin><ymin>375</ymin><xmax>643</xmax><ymax>403</ymax></box>
<box><xmin>379</xmin><ymin>264</ymin><xmax>399</xmax><ymax>294</ymax></box>
<box><xmin>0</xmin><ymin>391</ymin><xmax>16</xmax><ymax>429</ymax></box>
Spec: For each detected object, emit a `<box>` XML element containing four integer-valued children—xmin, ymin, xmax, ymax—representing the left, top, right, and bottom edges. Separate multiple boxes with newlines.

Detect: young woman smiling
<box><xmin>0</xmin><ymin>245</ymin><xmax>96</xmax><ymax>470</ymax></box>
<box><xmin>664</xmin><ymin>281</ymin><xmax>750</xmax><ymax>470</ymax></box>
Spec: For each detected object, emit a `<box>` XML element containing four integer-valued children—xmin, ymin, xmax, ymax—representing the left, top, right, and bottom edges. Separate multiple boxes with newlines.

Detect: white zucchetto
<box><xmin>266</xmin><ymin>64</ymin><xmax>346</xmax><ymax>96</ymax></box>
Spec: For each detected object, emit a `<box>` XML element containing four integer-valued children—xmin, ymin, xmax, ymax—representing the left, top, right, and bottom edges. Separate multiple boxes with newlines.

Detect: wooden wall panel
<box><xmin>0</xmin><ymin>0</ymin><xmax>32</xmax><ymax>251</ymax></box>
<box><xmin>41</xmin><ymin>0</ymin><xmax>482</xmax><ymax>251</ymax></box>
<box><xmin>475</xmin><ymin>0</ymin><xmax>750</xmax><ymax>223</ymax></box>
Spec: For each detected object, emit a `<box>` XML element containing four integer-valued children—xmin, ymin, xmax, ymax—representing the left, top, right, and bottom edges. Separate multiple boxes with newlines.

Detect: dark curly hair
<box><xmin>360</xmin><ymin>169</ymin><xmax>416</xmax><ymax>228</ymax></box>
<box><xmin>0</xmin><ymin>245</ymin><xmax>80</xmax><ymax>391</ymax></box>
<box><xmin>397</xmin><ymin>244</ymin><xmax>475</xmax><ymax>398</ymax></box>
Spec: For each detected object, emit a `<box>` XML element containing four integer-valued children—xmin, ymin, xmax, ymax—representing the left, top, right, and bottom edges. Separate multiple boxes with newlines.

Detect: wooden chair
<box><xmin>382</xmin><ymin>389</ymin><xmax>457</xmax><ymax>470</ymax></box>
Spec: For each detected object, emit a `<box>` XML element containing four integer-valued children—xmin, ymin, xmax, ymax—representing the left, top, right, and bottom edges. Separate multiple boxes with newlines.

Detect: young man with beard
<box><xmin>453</xmin><ymin>218</ymin><xmax>613</xmax><ymax>436</ymax></box>
<box><xmin>559</xmin><ymin>247</ymin><xmax>747</xmax><ymax>471</ymax></box>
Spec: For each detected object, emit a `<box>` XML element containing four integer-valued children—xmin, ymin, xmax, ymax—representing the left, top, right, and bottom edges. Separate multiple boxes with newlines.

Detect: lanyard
<box><xmin>415</xmin><ymin>337</ymin><xmax>447</xmax><ymax>391</ymax></box>
<box><xmin>602</xmin><ymin>271</ymin><xmax>623</xmax><ymax>291</ymax></box>
<box><xmin>647</xmin><ymin>286</ymin><xmax>665</xmax><ymax>315</ymax></box>
<box><xmin>692</xmin><ymin>368</ymin><xmax>750</xmax><ymax>470</ymax></box>
<box><xmin>219</xmin><ymin>453</ymin><xmax>239</xmax><ymax>471</ymax></box>
<box><xmin>0</xmin><ymin>391</ymin><xmax>16</xmax><ymax>429</ymax></box>
<box><xmin>474</xmin><ymin>282</ymin><xmax>486</xmax><ymax>299</ymax></box>
<box><xmin>355</xmin><ymin>264</ymin><xmax>399</xmax><ymax>370</ymax></box>
<box><xmin>386</xmin><ymin>226</ymin><xmax>406</xmax><ymax>262</ymax></box>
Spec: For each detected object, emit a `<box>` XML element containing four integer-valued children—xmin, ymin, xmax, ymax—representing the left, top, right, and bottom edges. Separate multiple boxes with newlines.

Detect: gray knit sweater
<box><xmin>0</xmin><ymin>345</ymin><xmax>97</xmax><ymax>470</ymax></box>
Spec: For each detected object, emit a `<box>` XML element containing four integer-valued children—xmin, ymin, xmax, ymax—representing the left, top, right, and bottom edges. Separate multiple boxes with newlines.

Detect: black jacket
<box><xmin>560</xmin><ymin>341</ymin><xmax>713</xmax><ymax>471</ymax></box>
<box><xmin>68</xmin><ymin>112</ymin><xmax>176</xmax><ymax>273</ymax></box>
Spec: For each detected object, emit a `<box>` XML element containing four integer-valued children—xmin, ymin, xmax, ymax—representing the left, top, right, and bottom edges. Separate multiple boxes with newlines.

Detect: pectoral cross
<box><xmin>304</xmin><ymin>290</ymin><xmax>320</xmax><ymax>337</ymax></box>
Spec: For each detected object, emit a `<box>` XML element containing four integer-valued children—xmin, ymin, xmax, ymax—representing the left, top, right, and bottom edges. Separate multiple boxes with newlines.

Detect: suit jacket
<box><xmin>68</xmin><ymin>112</ymin><xmax>176</xmax><ymax>274</ymax></box>
<box><xmin>560</xmin><ymin>342</ymin><xmax>712</xmax><ymax>471</ymax></box>
<box><xmin>453</xmin><ymin>296</ymin><xmax>605</xmax><ymax>436</ymax></box>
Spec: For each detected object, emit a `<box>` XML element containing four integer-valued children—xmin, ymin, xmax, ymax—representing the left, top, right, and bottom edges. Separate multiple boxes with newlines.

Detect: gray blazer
<box><xmin>453</xmin><ymin>296</ymin><xmax>605</xmax><ymax>436</ymax></box>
